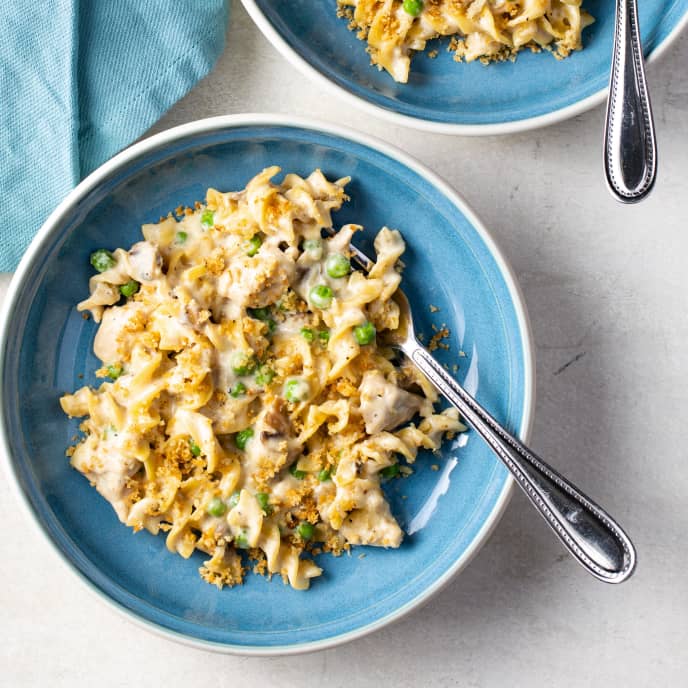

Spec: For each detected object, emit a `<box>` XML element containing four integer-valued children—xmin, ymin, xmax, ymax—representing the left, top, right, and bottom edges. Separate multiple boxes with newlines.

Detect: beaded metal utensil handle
<box><xmin>604</xmin><ymin>0</ymin><xmax>657</xmax><ymax>203</ymax></box>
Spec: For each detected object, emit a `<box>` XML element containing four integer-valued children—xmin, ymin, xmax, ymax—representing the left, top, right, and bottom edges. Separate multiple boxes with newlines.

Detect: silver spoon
<box><xmin>604</xmin><ymin>0</ymin><xmax>657</xmax><ymax>203</ymax></box>
<box><xmin>335</xmin><ymin>232</ymin><xmax>637</xmax><ymax>584</ymax></box>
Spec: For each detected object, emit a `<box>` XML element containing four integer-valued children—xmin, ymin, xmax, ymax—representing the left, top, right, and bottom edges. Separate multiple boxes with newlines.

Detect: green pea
<box><xmin>235</xmin><ymin>428</ymin><xmax>254</xmax><ymax>451</ymax></box>
<box><xmin>326</xmin><ymin>253</ymin><xmax>351</xmax><ymax>278</ymax></box>
<box><xmin>106</xmin><ymin>363</ymin><xmax>123</xmax><ymax>380</ymax></box>
<box><xmin>119</xmin><ymin>279</ymin><xmax>140</xmax><ymax>298</ymax></box>
<box><xmin>256</xmin><ymin>492</ymin><xmax>272</xmax><ymax>515</ymax></box>
<box><xmin>309</xmin><ymin>284</ymin><xmax>333</xmax><ymax>309</ymax></box>
<box><xmin>284</xmin><ymin>378</ymin><xmax>309</xmax><ymax>403</ymax></box>
<box><xmin>318</xmin><ymin>468</ymin><xmax>332</xmax><ymax>482</ymax></box>
<box><xmin>300</xmin><ymin>327</ymin><xmax>314</xmax><ymax>343</ymax></box>
<box><xmin>234</xmin><ymin>532</ymin><xmax>249</xmax><ymax>549</ymax></box>
<box><xmin>175</xmin><ymin>231</ymin><xmax>188</xmax><ymax>244</ymax></box>
<box><xmin>302</xmin><ymin>238</ymin><xmax>322</xmax><ymax>258</ymax></box>
<box><xmin>245</xmin><ymin>234</ymin><xmax>262</xmax><ymax>256</ymax></box>
<box><xmin>353</xmin><ymin>321</ymin><xmax>376</xmax><ymax>346</ymax></box>
<box><xmin>380</xmin><ymin>463</ymin><xmax>400</xmax><ymax>479</ymax></box>
<box><xmin>296</xmin><ymin>522</ymin><xmax>315</xmax><ymax>541</ymax></box>
<box><xmin>232</xmin><ymin>351</ymin><xmax>256</xmax><ymax>376</ymax></box>
<box><xmin>303</xmin><ymin>238</ymin><xmax>321</xmax><ymax>251</ymax></box>
<box><xmin>189</xmin><ymin>438</ymin><xmax>202</xmax><ymax>457</ymax></box>
<box><xmin>247</xmin><ymin>307</ymin><xmax>271</xmax><ymax>320</ymax></box>
<box><xmin>90</xmin><ymin>249</ymin><xmax>116</xmax><ymax>273</ymax></box>
<box><xmin>229</xmin><ymin>382</ymin><xmax>246</xmax><ymax>398</ymax></box>
<box><xmin>289</xmin><ymin>463</ymin><xmax>306</xmax><ymax>480</ymax></box>
<box><xmin>201</xmin><ymin>208</ymin><xmax>214</xmax><ymax>228</ymax></box>
<box><xmin>207</xmin><ymin>496</ymin><xmax>226</xmax><ymax>517</ymax></box>
<box><xmin>255</xmin><ymin>365</ymin><xmax>275</xmax><ymax>386</ymax></box>
<box><xmin>318</xmin><ymin>329</ymin><xmax>330</xmax><ymax>346</ymax></box>
<box><xmin>403</xmin><ymin>0</ymin><xmax>423</xmax><ymax>17</ymax></box>
<box><xmin>228</xmin><ymin>491</ymin><xmax>240</xmax><ymax>509</ymax></box>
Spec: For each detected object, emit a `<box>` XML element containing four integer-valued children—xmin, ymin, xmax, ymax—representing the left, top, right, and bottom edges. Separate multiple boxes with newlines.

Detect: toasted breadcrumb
<box><xmin>428</xmin><ymin>326</ymin><xmax>450</xmax><ymax>352</ymax></box>
<box><xmin>199</xmin><ymin>556</ymin><xmax>245</xmax><ymax>589</ymax></box>
<box><xmin>322</xmin><ymin>535</ymin><xmax>349</xmax><ymax>557</ymax></box>
<box><xmin>250</xmin><ymin>549</ymin><xmax>269</xmax><ymax>577</ymax></box>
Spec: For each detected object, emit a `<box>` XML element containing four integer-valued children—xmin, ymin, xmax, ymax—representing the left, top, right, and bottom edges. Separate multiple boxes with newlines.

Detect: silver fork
<box><xmin>604</xmin><ymin>0</ymin><xmax>657</xmax><ymax>203</ymax></box>
<box><xmin>327</xmin><ymin>229</ymin><xmax>637</xmax><ymax>584</ymax></box>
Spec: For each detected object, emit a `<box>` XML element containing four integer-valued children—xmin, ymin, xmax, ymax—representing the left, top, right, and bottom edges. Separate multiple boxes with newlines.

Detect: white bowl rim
<box><xmin>240</xmin><ymin>0</ymin><xmax>688</xmax><ymax>136</ymax></box>
<box><xmin>0</xmin><ymin>113</ymin><xmax>535</xmax><ymax>655</ymax></box>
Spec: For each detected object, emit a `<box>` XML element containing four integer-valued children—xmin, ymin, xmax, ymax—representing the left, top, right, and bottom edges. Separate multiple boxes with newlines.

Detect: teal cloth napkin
<box><xmin>0</xmin><ymin>0</ymin><xmax>228</xmax><ymax>271</ymax></box>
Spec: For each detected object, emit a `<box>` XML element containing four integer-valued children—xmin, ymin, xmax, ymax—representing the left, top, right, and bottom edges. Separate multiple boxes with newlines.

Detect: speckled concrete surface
<box><xmin>2</xmin><ymin>4</ymin><xmax>687</xmax><ymax>685</ymax></box>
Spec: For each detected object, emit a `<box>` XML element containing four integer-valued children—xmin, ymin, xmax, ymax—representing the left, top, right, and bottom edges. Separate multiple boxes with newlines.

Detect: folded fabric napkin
<box><xmin>0</xmin><ymin>0</ymin><xmax>228</xmax><ymax>271</ymax></box>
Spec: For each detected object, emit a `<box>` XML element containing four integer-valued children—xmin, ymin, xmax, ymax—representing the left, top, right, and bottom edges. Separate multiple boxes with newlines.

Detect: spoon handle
<box><xmin>604</xmin><ymin>0</ymin><xmax>657</xmax><ymax>203</ymax></box>
<box><xmin>401</xmin><ymin>339</ymin><xmax>637</xmax><ymax>583</ymax></box>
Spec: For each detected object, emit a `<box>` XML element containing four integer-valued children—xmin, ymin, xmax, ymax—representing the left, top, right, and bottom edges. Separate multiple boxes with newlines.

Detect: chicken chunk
<box><xmin>220</xmin><ymin>245</ymin><xmax>294</xmax><ymax>308</ymax></box>
<box><xmin>127</xmin><ymin>241</ymin><xmax>163</xmax><ymax>282</ymax></box>
<box><xmin>358</xmin><ymin>370</ymin><xmax>424</xmax><ymax>434</ymax></box>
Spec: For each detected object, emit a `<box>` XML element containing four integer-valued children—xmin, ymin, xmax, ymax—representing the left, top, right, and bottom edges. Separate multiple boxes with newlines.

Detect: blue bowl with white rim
<box><xmin>0</xmin><ymin>115</ymin><xmax>534</xmax><ymax>654</ymax></box>
<box><xmin>241</xmin><ymin>0</ymin><xmax>688</xmax><ymax>134</ymax></box>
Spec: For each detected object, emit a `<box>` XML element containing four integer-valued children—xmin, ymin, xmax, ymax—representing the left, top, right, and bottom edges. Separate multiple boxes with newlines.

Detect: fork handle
<box><xmin>604</xmin><ymin>0</ymin><xmax>657</xmax><ymax>203</ymax></box>
<box><xmin>401</xmin><ymin>339</ymin><xmax>637</xmax><ymax>583</ymax></box>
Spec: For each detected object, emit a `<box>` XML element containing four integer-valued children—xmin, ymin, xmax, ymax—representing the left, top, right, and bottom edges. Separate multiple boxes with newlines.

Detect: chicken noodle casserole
<box><xmin>60</xmin><ymin>168</ymin><xmax>465</xmax><ymax>590</ymax></box>
<box><xmin>338</xmin><ymin>0</ymin><xmax>594</xmax><ymax>83</ymax></box>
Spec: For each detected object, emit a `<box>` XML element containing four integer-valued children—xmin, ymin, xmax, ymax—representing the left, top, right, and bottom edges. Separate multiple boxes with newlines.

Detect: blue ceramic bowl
<box><xmin>242</xmin><ymin>0</ymin><xmax>688</xmax><ymax>134</ymax></box>
<box><xmin>0</xmin><ymin>116</ymin><xmax>534</xmax><ymax>654</ymax></box>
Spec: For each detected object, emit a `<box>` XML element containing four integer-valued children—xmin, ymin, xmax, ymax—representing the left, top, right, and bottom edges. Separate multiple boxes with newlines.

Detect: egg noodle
<box><xmin>338</xmin><ymin>0</ymin><xmax>594</xmax><ymax>83</ymax></box>
<box><xmin>60</xmin><ymin>167</ymin><xmax>465</xmax><ymax>590</ymax></box>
